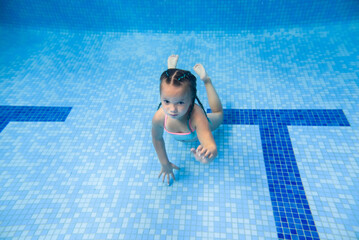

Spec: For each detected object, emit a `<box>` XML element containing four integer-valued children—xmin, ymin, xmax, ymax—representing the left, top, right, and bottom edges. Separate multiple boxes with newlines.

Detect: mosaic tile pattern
<box><xmin>1</xmin><ymin>11</ymin><xmax>359</xmax><ymax>240</ymax></box>
<box><xmin>213</xmin><ymin>109</ymin><xmax>350</xmax><ymax>240</ymax></box>
<box><xmin>290</xmin><ymin>127</ymin><xmax>359</xmax><ymax>240</ymax></box>
<box><xmin>1</xmin><ymin>0</ymin><xmax>359</xmax><ymax>31</ymax></box>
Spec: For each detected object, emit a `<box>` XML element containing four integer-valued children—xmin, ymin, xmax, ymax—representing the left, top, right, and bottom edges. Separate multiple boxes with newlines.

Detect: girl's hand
<box><xmin>190</xmin><ymin>145</ymin><xmax>217</xmax><ymax>164</ymax></box>
<box><xmin>158</xmin><ymin>162</ymin><xmax>180</xmax><ymax>185</ymax></box>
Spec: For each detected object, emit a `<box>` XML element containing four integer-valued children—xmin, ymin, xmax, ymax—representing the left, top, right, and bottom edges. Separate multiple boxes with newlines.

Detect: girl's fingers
<box><xmin>159</xmin><ymin>163</ymin><xmax>180</xmax><ymax>185</ymax></box>
<box><xmin>201</xmin><ymin>158</ymin><xmax>209</xmax><ymax>164</ymax></box>
<box><xmin>196</xmin><ymin>146</ymin><xmax>206</xmax><ymax>157</ymax></box>
<box><xmin>193</xmin><ymin>153</ymin><xmax>201</xmax><ymax>162</ymax></box>
<box><xmin>163</xmin><ymin>173</ymin><xmax>166</xmax><ymax>183</ymax></box>
<box><xmin>201</xmin><ymin>150</ymin><xmax>209</xmax><ymax>158</ymax></box>
<box><xmin>200</xmin><ymin>149</ymin><xmax>208</xmax><ymax>157</ymax></box>
<box><xmin>197</xmin><ymin>145</ymin><xmax>207</xmax><ymax>156</ymax></box>
<box><xmin>190</xmin><ymin>148</ymin><xmax>196</xmax><ymax>154</ymax></box>
<box><xmin>172</xmin><ymin>163</ymin><xmax>180</xmax><ymax>170</ymax></box>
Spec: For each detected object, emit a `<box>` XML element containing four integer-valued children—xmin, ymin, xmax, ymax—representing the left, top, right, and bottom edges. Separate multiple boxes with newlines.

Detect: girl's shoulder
<box><xmin>152</xmin><ymin>107</ymin><xmax>165</xmax><ymax>128</ymax></box>
<box><xmin>191</xmin><ymin>104</ymin><xmax>207</xmax><ymax>117</ymax></box>
<box><xmin>190</xmin><ymin>104</ymin><xmax>209</xmax><ymax>127</ymax></box>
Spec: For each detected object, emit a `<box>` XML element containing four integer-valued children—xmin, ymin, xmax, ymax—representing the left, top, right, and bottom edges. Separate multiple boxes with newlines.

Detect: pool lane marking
<box><xmin>211</xmin><ymin>109</ymin><xmax>350</xmax><ymax>240</ymax></box>
<box><xmin>0</xmin><ymin>106</ymin><xmax>72</xmax><ymax>133</ymax></box>
<box><xmin>1</xmin><ymin>106</ymin><xmax>351</xmax><ymax>239</ymax></box>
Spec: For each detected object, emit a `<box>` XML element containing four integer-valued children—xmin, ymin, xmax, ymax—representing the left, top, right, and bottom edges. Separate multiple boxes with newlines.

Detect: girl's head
<box><xmin>159</xmin><ymin>69</ymin><xmax>197</xmax><ymax>120</ymax></box>
<box><xmin>158</xmin><ymin>68</ymin><xmax>208</xmax><ymax>121</ymax></box>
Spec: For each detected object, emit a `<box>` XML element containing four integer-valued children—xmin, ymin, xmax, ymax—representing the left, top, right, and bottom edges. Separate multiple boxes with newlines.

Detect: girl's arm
<box><xmin>152</xmin><ymin>110</ymin><xmax>179</xmax><ymax>185</ymax></box>
<box><xmin>191</xmin><ymin>106</ymin><xmax>217</xmax><ymax>163</ymax></box>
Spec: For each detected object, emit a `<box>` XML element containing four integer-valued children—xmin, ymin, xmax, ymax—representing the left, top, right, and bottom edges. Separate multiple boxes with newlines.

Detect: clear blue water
<box><xmin>1</xmin><ymin>1</ymin><xmax>359</xmax><ymax>239</ymax></box>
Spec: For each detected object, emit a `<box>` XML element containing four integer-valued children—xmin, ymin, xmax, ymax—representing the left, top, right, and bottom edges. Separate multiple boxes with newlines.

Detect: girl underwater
<box><xmin>152</xmin><ymin>55</ymin><xmax>223</xmax><ymax>185</ymax></box>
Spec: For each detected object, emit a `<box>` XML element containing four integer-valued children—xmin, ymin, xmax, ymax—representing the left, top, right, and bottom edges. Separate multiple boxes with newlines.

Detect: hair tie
<box><xmin>166</xmin><ymin>71</ymin><xmax>169</xmax><ymax>77</ymax></box>
<box><xmin>178</xmin><ymin>73</ymin><xmax>187</xmax><ymax>81</ymax></box>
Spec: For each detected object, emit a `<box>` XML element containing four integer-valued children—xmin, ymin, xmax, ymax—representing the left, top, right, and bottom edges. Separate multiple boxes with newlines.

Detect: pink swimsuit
<box><xmin>164</xmin><ymin>115</ymin><xmax>197</xmax><ymax>141</ymax></box>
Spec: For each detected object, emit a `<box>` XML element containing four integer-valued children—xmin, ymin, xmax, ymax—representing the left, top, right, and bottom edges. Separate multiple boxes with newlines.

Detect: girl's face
<box><xmin>160</xmin><ymin>82</ymin><xmax>193</xmax><ymax>120</ymax></box>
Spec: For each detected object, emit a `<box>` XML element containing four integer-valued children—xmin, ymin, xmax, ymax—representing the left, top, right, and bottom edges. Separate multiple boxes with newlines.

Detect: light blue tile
<box><xmin>1</xmin><ymin>2</ymin><xmax>359</xmax><ymax>239</ymax></box>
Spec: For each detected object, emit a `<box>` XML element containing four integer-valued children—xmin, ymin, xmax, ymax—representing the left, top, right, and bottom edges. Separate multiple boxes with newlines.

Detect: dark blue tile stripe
<box><xmin>260</xmin><ymin>125</ymin><xmax>319</xmax><ymax>240</ymax></box>
<box><xmin>210</xmin><ymin>109</ymin><xmax>350</xmax><ymax>240</ymax></box>
<box><xmin>218</xmin><ymin>109</ymin><xmax>350</xmax><ymax>127</ymax></box>
<box><xmin>0</xmin><ymin>106</ymin><xmax>72</xmax><ymax>133</ymax></box>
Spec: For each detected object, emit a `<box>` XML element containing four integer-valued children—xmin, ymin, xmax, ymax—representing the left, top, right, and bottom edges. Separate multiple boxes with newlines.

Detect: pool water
<box><xmin>1</xmin><ymin>1</ymin><xmax>359</xmax><ymax>239</ymax></box>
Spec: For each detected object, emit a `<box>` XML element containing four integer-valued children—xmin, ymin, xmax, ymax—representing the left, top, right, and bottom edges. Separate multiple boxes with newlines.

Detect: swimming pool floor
<box><xmin>0</xmin><ymin>22</ymin><xmax>359</xmax><ymax>239</ymax></box>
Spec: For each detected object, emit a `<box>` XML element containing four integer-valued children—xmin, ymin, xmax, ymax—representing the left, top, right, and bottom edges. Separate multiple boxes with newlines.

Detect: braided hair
<box><xmin>158</xmin><ymin>68</ymin><xmax>209</xmax><ymax>122</ymax></box>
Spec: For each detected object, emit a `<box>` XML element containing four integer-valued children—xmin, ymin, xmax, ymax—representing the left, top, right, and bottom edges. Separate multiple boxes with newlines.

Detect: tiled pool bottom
<box><xmin>0</xmin><ymin>22</ymin><xmax>359</xmax><ymax>239</ymax></box>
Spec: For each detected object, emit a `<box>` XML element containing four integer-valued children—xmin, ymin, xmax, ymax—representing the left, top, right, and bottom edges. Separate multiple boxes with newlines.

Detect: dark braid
<box><xmin>195</xmin><ymin>96</ymin><xmax>209</xmax><ymax>120</ymax></box>
<box><xmin>158</xmin><ymin>68</ymin><xmax>209</xmax><ymax>121</ymax></box>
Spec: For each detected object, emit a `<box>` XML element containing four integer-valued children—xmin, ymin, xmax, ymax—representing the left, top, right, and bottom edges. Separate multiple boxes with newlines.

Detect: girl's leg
<box><xmin>193</xmin><ymin>64</ymin><xmax>223</xmax><ymax>131</ymax></box>
<box><xmin>203</xmin><ymin>79</ymin><xmax>223</xmax><ymax>131</ymax></box>
<box><xmin>168</xmin><ymin>55</ymin><xmax>179</xmax><ymax>69</ymax></box>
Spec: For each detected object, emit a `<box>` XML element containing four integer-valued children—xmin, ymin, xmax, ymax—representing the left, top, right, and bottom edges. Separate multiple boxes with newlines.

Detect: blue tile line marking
<box><xmin>0</xmin><ymin>106</ymin><xmax>350</xmax><ymax>239</ymax></box>
<box><xmin>209</xmin><ymin>109</ymin><xmax>350</xmax><ymax>240</ymax></box>
<box><xmin>0</xmin><ymin>106</ymin><xmax>72</xmax><ymax>133</ymax></box>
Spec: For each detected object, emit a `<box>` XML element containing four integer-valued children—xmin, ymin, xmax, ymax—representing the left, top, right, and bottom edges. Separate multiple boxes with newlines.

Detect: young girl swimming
<box><xmin>152</xmin><ymin>55</ymin><xmax>223</xmax><ymax>185</ymax></box>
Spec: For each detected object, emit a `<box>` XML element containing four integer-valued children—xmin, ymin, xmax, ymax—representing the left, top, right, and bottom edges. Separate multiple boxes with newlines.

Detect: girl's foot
<box><xmin>168</xmin><ymin>55</ymin><xmax>179</xmax><ymax>69</ymax></box>
<box><xmin>193</xmin><ymin>64</ymin><xmax>210</xmax><ymax>83</ymax></box>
